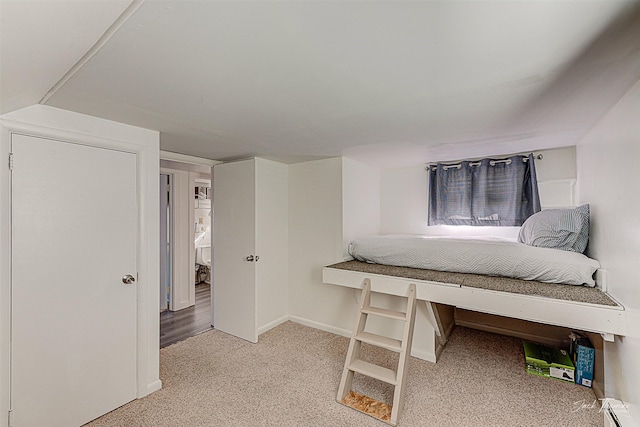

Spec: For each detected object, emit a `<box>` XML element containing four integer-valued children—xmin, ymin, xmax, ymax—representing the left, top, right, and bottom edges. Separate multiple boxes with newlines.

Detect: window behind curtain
<box><xmin>428</xmin><ymin>153</ymin><xmax>541</xmax><ymax>226</ymax></box>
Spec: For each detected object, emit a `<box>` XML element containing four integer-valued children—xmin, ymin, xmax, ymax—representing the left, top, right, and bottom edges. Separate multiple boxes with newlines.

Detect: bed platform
<box><xmin>323</xmin><ymin>260</ymin><xmax>625</xmax><ymax>362</ymax></box>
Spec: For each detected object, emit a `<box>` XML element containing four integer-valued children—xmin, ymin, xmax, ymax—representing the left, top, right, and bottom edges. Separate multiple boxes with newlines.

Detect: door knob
<box><xmin>245</xmin><ymin>255</ymin><xmax>254</xmax><ymax>262</ymax></box>
<box><xmin>122</xmin><ymin>274</ymin><xmax>136</xmax><ymax>284</ymax></box>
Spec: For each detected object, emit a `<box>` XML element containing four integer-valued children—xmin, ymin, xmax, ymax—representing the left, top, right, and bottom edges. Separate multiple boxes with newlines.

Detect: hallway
<box><xmin>160</xmin><ymin>283</ymin><xmax>212</xmax><ymax>348</ymax></box>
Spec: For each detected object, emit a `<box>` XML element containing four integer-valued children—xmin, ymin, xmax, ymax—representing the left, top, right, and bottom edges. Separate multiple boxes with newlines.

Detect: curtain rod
<box><xmin>425</xmin><ymin>153</ymin><xmax>543</xmax><ymax>171</ymax></box>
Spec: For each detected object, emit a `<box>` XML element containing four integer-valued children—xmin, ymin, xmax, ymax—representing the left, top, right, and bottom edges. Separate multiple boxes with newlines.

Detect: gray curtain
<box><xmin>428</xmin><ymin>153</ymin><xmax>541</xmax><ymax>226</ymax></box>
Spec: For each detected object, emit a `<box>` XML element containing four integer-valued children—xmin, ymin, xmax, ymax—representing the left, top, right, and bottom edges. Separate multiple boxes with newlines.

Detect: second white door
<box><xmin>213</xmin><ymin>159</ymin><xmax>257</xmax><ymax>342</ymax></box>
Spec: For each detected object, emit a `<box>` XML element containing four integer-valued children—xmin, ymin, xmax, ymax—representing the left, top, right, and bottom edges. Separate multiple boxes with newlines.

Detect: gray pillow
<box><xmin>518</xmin><ymin>205</ymin><xmax>589</xmax><ymax>253</ymax></box>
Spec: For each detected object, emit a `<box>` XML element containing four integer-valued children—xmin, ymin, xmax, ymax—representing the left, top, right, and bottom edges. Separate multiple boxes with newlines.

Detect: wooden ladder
<box><xmin>337</xmin><ymin>279</ymin><xmax>417</xmax><ymax>426</ymax></box>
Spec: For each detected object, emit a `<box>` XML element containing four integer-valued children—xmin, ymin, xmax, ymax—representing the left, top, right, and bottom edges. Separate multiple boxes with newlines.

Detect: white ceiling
<box><xmin>2</xmin><ymin>1</ymin><xmax>640</xmax><ymax>168</ymax></box>
<box><xmin>0</xmin><ymin>0</ymin><xmax>132</xmax><ymax>113</ymax></box>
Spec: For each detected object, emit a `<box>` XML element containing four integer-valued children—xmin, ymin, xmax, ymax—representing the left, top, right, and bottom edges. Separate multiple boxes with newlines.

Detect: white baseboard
<box><xmin>258</xmin><ymin>315</ymin><xmax>290</xmax><ymax>336</ymax></box>
<box><xmin>288</xmin><ymin>315</ymin><xmax>441</xmax><ymax>363</ymax></box>
<box><xmin>288</xmin><ymin>315</ymin><xmax>352</xmax><ymax>338</ymax></box>
<box><xmin>145</xmin><ymin>379</ymin><xmax>162</xmax><ymax>397</ymax></box>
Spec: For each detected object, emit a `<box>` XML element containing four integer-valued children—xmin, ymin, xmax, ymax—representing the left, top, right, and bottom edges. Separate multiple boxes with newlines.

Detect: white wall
<box><xmin>342</xmin><ymin>157</ymin><xmax>381</xmax><ymax>257</ymax></box>
<box><xmin>0</xmin><ymin>105</ymin><xmax>161</xmax><ymax>426</ymax></box>
<box><xmin>380</xmin><ymin>165</ymin><xmax>430</xmax><ymax>235</ymax></box>
<box><xmin>576</xmin><ymin>79</ymin><xmax>640</xmax><ymax>420</ymax></box>
<box><xmin>288</xmin><ymin>158</ymin><xmax>358</xmax><ymax>335</ymax></box>
<box><xmin>380</xmin><ymin>147</ymin><xmax>577</xmax><ymax>238</ymax></box>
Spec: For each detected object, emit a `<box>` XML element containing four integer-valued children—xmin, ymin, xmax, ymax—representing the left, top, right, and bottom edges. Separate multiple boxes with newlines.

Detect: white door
<box><xmin>213</xmin><ymin>159</ymin><xmax>257</xmax><ymax>342</ymax></box>
<box><xmin>11</xmin><ymin>134</ymin><xmax>138</xmax><ymax>427</ymax></box>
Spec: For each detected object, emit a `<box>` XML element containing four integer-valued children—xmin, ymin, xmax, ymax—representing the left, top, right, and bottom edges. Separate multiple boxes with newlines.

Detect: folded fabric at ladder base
<box><xmin>341</xmin><ymin>391</ymin><xmax>392</xmax><ymax>423</ymax></box>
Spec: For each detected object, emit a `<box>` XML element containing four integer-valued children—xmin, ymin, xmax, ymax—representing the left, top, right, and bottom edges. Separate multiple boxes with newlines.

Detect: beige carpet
<box><xmin>87</xmin><ymin>322</ymin><xmax>602</xmax><ymax>426</ymax></box>
<box><xmin>328</xmin><ymin>261</ymin><xmax>618</xmax><ymax>306</ymax></box>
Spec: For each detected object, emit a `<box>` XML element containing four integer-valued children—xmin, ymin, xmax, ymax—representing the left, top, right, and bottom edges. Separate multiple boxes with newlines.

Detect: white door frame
<box><xmin>160</xmin><ymin>174</ymin><xmax>170</xmax><ymax>312</ymax></box>
<box><xmin>159</xmin><ymin>167</ymin><xmax>195</xmax><ymax>311</ymax></box>
<box><xmin>159</xmin><ymin>152</ymin><xmax>218</xmax><ymax>316</ymax></box>
<box><xmin>0</xmin><ymin>106</ymin><xmax>162</xmax><ymax>425</ymax></box>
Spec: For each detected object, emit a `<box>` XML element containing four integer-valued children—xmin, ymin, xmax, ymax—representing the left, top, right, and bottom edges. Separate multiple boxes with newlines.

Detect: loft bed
<box><xmin>325</xmin><ymin>205</ymin><xmax>625</xmax><ymax>340</ymax></box>
<box><xmin>324</xmin><ymin>207</ymin><xmax>626</xmax><ymax>365</ymax></box>
<box><xmin>323</xmin><ymin>229</ymin><xmax>625</xmax><ymax>356</ymax></box>
<box><xmin>323</xmin><ymin>259</ymin><xmax>624</xmax><ymax>342</ymax></box>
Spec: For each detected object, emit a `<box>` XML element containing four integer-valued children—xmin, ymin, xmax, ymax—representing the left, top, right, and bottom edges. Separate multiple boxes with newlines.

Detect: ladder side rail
<box><xmin>337</xmin><ymin>279</ymin><xmax>371</xmax><ymax>401</ymax></box>
<box><xmin>391</xmin><ymin>283</ymin><xmax>418</xmax><ymax>425</ymax></box>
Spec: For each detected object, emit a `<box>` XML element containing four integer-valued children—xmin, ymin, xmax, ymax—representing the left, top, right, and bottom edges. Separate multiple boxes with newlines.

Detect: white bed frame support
<box><xmin>412</xmin><ymin>300</ymin><xmax>451</xmax><ymax>362</ymax></box>
<box><xmin>323</xmin><ymin>266</ymin><xmax>625</xmax><ymax>362</ymax></box>
<box><xmin>424</xmin><ymin>302</ymin><xmax>443</xmax><ymax>342</ymax></box>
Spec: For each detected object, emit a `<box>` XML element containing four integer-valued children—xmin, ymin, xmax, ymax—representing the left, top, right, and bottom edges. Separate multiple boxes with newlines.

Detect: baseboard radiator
<box><xmin>603</xmin><ymin>399</ymin><xmax>633</xmax><ymax>427</ymax></box>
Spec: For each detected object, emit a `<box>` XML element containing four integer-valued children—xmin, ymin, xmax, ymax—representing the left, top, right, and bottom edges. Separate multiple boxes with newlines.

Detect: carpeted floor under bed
<box><xmin>86</xmin><ymin>321</ymin><xmax>603</xmax><ymax>427</ymax></box>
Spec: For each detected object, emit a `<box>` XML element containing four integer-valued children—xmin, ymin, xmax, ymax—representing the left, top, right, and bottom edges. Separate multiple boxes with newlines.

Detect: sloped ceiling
<box><xmin>0</xmin><ymin>0</ymin><xmax>132</xmax><ymax>113</ymax></box>
<box><xmin>2</xmin><ymin>1</ymin><xmax>640</xmax><ymax>167</ymax></box>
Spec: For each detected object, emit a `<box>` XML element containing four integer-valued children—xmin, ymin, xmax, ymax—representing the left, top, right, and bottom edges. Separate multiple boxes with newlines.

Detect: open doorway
<box><xmin>159</xmin><ymin>158</ymin><xmax>213</xmax><ymax>348</ymax></box>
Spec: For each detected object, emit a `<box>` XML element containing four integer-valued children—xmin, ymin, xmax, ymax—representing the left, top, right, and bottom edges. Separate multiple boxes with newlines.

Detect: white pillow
<box><xmin>518</xmin><ymin>205</ymin><xmax>589</xmax><ymax>253</ymax></box>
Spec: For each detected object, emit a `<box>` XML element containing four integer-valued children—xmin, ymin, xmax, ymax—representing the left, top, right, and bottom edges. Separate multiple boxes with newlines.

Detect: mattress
<box><xmin>348</xmin><ymin>235</ymin><xmax>600</xmax><ymax>286</ymax></box>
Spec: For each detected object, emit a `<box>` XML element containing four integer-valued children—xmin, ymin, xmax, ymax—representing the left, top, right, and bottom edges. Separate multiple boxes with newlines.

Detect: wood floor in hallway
<box><xmin>160</xmin><ymin>282</ymin><xmax>212</xmax><ymax>348</ymax></box>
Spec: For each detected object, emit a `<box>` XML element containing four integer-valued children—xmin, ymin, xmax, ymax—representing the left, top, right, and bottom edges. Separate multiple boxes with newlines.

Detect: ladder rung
<box><xmin>362</xmin><ymin>306</ymin><xmax>407</xmax><ymax>321</ymax></box>
<box><xmin>348</xmin><ymin>359</ymin><xmax>397</xmax><ymax>385</ymax></box>
<box><xmin>356</xmin><ymin>331</ymin><xmax>402</xmax><ymax>352</ymax></box>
